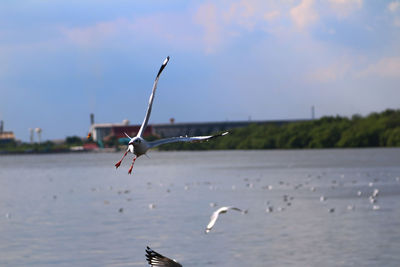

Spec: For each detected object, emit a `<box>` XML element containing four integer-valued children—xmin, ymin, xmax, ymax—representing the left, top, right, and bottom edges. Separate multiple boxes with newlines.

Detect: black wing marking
<box><xmin>145</xmin><ymin>246</ymin><xmax>182</xmax><ymax>267</ymax></box>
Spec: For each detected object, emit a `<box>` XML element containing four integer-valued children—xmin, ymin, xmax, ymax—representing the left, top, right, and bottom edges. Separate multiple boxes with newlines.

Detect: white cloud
<box><xmin>388</xmin><ymin>1</ymin><xmax>400</xmax><ymax>27</ymax></box>
<box><xmin>264</xmin><ymin>10</ymin><xmax>281</xmax><ymax>21</ymax></box>
<box><xmin>51</xmin><ymin>1</ymin><xmax>400</xmax><ymax>56</ymax></box>
<box><xmin>62</xmin><ymin>19</ymin><xmax>126</xmax><ymax>46</ymax></box>
<box><xmin>223</xmin><ymin>0</ymin><xmax>257</xmax><ymax>30</ymax></box>
<box><xmin>388</xmin><ymin>1</ymin><xmax>400</xmax><ymax>12</ymax></box>
<box><xmin>307</xmin><ymin>59</ymin><xmax>352</xmax><ymax>83</ymax></box>
<box><xmin>194</xmin><ymin>3</ymin><xmax>223</xmax><ymax>53</ymax></box>
<box><xmin>60</xmin><ymin>1</ymin><xmax>368</xmax><ymax>54</ymax></box>
<box><xmin>193</xmin><ymin>1</ymin><xmax>287</xmax><ymax>52</ymax></box>
<box><xmin>394</xmin><ymin>17</ymin><xmax>400</xmax><ymax>27</ymax></box>
<box><xmin>290</xmin><ymin>0</ymin><xmax>319</xmax><ymax>30</ymax></box>
<box><xmin>61</xmin><ymin>13</ymin><xmax>200</xmax><ymax>50</ymax></box>
<box><xmin>329</xmin><ymin>0</ymin><xmax>362</xmax><ymax>7</ymax></box>
<box><xmin>358</xmin><ymin>57</ymin><xmax>400</xmax><ymax>78</ymax></box>
<box><xmin>328</xmin><ymin>0</ymin><xmax>363</xmax><ymax>18</ymax></box>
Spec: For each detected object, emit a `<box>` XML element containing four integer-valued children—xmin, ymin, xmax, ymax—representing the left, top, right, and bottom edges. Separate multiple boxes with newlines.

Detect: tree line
<box><xmin>158</xmin><ymin>109</ymin><xmax>400</xmax><ymax>150</ymax></box>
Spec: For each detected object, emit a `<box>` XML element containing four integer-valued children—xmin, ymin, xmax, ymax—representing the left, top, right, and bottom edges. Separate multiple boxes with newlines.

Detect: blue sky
<box><xmin>1</xmin><ymin>0</ymin><xmax>400</xmax><ymax>141</ymax></box>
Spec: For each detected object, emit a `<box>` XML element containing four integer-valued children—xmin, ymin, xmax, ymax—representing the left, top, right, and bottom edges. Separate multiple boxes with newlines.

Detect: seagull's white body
<box><xmin>115</xmin><ymin>56</ymin><xmax>228</xmax><ymax>174</ymax></box>
<box><xmin>206</xmin><ymin>206</ymin><xmax>244</xmax><ymax>233</ymax></box>
<box><xmin>145</xmin><ymin>246</ymin><xmax>182</xmax><ymax>267</ymax></box>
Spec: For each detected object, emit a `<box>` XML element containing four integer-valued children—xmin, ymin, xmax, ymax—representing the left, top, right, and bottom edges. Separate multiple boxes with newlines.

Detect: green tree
<box><xmin>65</xmin><ymin>136</ymin><xmax>83</xmax><ymax>145</ymax></box>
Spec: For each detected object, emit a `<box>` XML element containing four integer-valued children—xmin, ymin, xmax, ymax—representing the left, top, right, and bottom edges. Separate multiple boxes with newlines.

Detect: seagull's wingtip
<box><xmin>163</xmin><ymin>56</ymin><xmax>170</xmax><ymax>65</ymax></box>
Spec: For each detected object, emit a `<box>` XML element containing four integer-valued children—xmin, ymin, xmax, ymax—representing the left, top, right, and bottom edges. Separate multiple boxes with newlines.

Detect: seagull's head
<box><xmin>128</xmin><ymin>137</ymin><xmax>143</xmax><ymax>153</ymax></box>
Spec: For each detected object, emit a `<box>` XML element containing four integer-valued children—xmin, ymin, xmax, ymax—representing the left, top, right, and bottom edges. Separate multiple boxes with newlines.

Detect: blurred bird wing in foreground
<box><xmin>145</xmin><ymin>246</ymin><xmax>182</xmax><ymax>267</ymax></box>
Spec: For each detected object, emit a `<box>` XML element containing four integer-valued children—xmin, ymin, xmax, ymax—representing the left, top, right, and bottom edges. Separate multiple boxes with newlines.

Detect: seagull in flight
<box><xmin>145</xmin><ymin>246</ymin><xmax>182</xmax><ymax>267</ymax></box>
<box><xmin>115</xmin><ymin>56</ymin><xmax>229</xmax><ymax>174</ymax></box>
<box><xmin>206</xmin><ymin>206</ymin><xmax>245</xmax><ymax>233</ymax></box>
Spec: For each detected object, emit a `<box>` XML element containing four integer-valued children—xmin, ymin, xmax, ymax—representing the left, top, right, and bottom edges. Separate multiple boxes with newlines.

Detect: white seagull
<box><xmin>206</xmin><ymin>206</ymin><xmax>245</xmax><ymax>233</ymax></box>
<box><xmin>114</xmin><ymin>56</ymin><xmax>229</xmax><ymax>174</ymax></box>
<box><xmin>145</xmin><ymin>246</ymin><xmax>182</xmax><ymax>267</ymax></box>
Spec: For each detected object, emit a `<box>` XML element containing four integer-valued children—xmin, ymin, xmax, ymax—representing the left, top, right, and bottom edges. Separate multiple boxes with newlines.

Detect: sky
<box><xmin>1</xmin><ymin>0</ymin><xmax>400</xmax><ymax>141</ymax></box>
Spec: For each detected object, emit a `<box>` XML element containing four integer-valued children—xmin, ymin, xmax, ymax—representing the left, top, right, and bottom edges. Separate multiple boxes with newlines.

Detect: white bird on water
<box><xmin>206</xmin><ymin>206</ymin><xmax>246</xmax><ymax>233</ymax></box>
<box><xmin>115</xmin><ymin>56</ymin><xmax>229</xmax><ymax>174</ymax></box>
<box><xmin>145</xmin><ymin>246</ymin><xmax>182</xmax><ymax>267</ymax></box>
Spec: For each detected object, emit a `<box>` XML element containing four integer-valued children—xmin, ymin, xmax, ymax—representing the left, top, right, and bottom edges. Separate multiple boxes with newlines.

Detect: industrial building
<box><xmin>89</xmin><ymin>113</ymin><xmax>306</xmax><ymax>143</ymax></box>
<box><xmin>88</xmin><ymin>114</ymin><xmax>153</xmax><ymax>143</ymax></box>
<box><xmin>0</xmin><ymin>120</ymin><xmax>16</xmax><ymax>144</ymax></box>
<box><xmin>151</xmin><ymin>119</ymin><xmax>305</xmax><ymax>138</ymax></box>
<box><xmin>90</xmin><ymin>122</ymin><xmax>153</xmax><ymax>142</ymax></box>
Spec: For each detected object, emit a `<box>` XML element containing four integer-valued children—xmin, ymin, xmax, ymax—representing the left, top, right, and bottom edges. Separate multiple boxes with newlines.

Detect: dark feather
<box><xmin>145</xmin><ymin>246</ymin><xmax>182</xmax><ymax>267</ymax></box>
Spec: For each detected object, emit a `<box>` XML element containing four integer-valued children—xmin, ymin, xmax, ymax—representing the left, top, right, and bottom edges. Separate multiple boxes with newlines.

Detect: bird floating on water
<box><xmin>145</xmin><ymin>246</ymin><xmax>182</xmax><ymax>267</ymax></box>
<box><xmin>206</xmin><ymin>206</ymin><xmax>246</xmax><ymax>233</ymax></box>
<box><xmin>372</xmin><ymin>189</ymin><xmax>379</xmax><ymax>198</ymax></box>
<box><xmin>115</xmin><ymin>56</ymin><xmax>229</xmax><ymax>174</ymax></box>
<box><xmin>372</xmin><ymin>205</ymin><xmax>380</xmax><ymax>210</ymax></box>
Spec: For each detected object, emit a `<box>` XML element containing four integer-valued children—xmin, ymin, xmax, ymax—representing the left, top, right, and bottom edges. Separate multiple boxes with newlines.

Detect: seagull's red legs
<box><xmin>115</xmin><ymin>151</ymin><xmax>128</xmax><ymax>169</ymax></box>
<box><xmin>128</xmin><ymin>156</ymin><xmax>137</xmax><ymax>175</ymax></box>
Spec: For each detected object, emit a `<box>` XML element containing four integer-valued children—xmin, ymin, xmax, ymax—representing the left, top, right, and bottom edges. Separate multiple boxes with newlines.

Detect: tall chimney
<box><xmin>29</xmin><ymin>128</ymin><xmax>34</xmax><ymax>143</ymax></box>
<box><xmin>311</xmin><ymin>106</ymin><xmax>315</xmax><ymax>120</ymax></box>
<box><xmin>0</xmin><ymin>120</ymin><xmax>3</xmax><ymax>134</ymax></box>
<box><xmin>90</xmin><ymin>113</ymin><xmax>95</xmax><ymax>125</ymax></box>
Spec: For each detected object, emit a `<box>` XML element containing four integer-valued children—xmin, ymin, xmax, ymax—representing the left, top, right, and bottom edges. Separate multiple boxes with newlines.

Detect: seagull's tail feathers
<box><xmin>124</xmin><ymin>132</ymin><xmax>132</xmax><ymax>139</ymax></box>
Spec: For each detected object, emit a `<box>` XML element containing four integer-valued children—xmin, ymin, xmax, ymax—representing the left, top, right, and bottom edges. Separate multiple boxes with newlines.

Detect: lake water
<box><xmin>0</xmin><ymin>148</ymin><xmax>400</xmax><ymax>267</ymax></box>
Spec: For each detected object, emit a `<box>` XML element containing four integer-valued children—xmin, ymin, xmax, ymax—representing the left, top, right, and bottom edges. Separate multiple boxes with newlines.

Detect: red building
<box><xmin>91</xmin><ymin>123</ymin><xmax>154</xmax><ymax>142</ymax></box>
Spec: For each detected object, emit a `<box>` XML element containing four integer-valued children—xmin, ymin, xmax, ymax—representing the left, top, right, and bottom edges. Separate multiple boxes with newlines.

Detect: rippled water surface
<box><xmin>1</xmin><ymin>149</ymin><xmax>400</xmax><ymax>266</ymax></box>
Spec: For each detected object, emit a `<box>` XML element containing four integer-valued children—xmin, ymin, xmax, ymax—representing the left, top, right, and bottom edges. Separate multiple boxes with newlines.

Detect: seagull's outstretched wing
<box><xmin>138</xmin><ymin>56</ymin><xmax>170</xmax><ymax>137</ymax></box>
<box><xmin>148</xmin><ymin>131</ymin><xmax>229</xmax><ymax>149</ymax></box>
<box><xmin>145</xmin><ymin>246</ymin><xmax>182</xmax><ymax>267</ymax></box>
<box><xmin>206</xmin><ymin>206</ymin><xmax>243</xmax><ymax>233</ymax></box>
<box><xmin>206</xmin><ymin>210</ymin><xmax>221</xmax><ymax>233</ymax></box>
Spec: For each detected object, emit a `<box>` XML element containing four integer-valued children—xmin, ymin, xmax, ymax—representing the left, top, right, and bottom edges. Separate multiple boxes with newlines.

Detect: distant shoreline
<box><xmin>0</xmin><ymin>147</ymin><xmax>118</xmax><ymax>155</ymax></box>
<box><xmin>1</xmin><ymin>146</ymin><xmax>399</xmax><ymax>156</ymax></box>
<box><xmin>1</xmin><ymin>109</ymin><xmax>399</xmax><ymax>153</ymax></box>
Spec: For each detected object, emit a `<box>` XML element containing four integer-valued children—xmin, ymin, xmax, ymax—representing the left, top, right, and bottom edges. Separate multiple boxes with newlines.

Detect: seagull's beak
<box><xmin>128</xmin><ymin>144</ymin><xmax>134</xmax><ymax>154</ymax></box>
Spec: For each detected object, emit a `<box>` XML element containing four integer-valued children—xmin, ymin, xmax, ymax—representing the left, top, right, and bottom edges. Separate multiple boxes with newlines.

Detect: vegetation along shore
<box><xmin>159</xmin><ymin>109</ymin><xmax>400</xmax><ymax>150</ymax></box>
